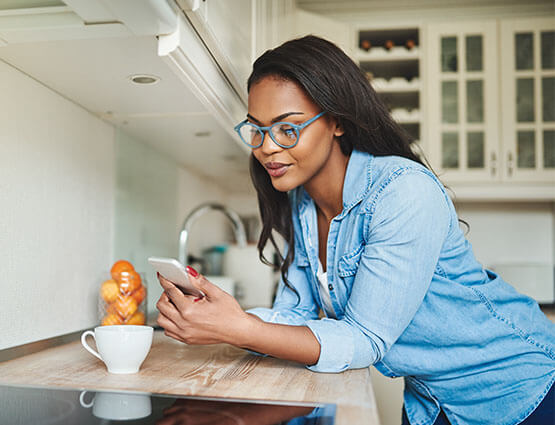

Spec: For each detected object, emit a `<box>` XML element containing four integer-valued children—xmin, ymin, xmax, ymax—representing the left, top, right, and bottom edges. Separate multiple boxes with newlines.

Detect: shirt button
<box><xmin>328</xmin><ymin>284</ymin><xmax>333</xmax><ymax>291</ymax></box>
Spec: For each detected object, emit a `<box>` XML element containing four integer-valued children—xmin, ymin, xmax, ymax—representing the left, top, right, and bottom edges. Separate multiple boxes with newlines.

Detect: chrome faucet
<box><xmin>178</xmin><ymin>202</ymin><xmax>247</xmax><ymax>266</ymax></box>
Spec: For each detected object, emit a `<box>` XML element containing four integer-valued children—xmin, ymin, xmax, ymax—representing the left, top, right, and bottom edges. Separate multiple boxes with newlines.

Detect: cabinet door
<box><xmin>500</xmin><ymin>18</ymin><xmax>555</xmax><ymax>182</ymax></box>
<box><xmin>426</xmin><ymin>21</ymin><xmax>499</xmax><ymax>183</ymax></box>
<box><xmin>176</xmin><ymin>0</ymin><xmax>254</xmax><ymax>101</ymax></box>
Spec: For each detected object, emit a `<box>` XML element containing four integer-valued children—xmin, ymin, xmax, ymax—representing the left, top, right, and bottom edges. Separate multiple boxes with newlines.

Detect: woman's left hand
<box><xmin>155</xmin><ymin>268</ymin><xmax>251</xmax><ymax>346</ymax></box>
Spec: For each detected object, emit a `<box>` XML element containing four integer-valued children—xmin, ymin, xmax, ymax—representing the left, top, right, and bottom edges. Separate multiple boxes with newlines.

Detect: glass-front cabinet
<box><xmin>500</xmin><ymin>18</ymin><xmax>555</xmax><ymax>182</ymax></box>
<box><xmin>355</xmin><ymin>16</ymin><xmax>554</xmax><ymax>199</ymax></box>
<box><xmin>426</xmin><ymin>21</ymin><xmax>499</xmax><ymax>183</ymax></box>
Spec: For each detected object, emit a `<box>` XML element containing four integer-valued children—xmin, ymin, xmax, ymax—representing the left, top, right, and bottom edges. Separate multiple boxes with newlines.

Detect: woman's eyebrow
<box><xmin>246</xmin><ymin>111</ymin><xmax>304</xmax><ymax>124</ymax></box>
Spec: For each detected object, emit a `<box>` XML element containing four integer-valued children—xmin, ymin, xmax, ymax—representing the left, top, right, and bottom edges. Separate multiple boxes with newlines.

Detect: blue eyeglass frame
<box><xmin>234</xmin><ymin>111</ymin><xmax>326</xmax><ymax>149</ymax></box>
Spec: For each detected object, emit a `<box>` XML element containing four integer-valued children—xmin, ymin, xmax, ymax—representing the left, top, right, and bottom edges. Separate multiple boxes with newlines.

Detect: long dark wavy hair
<box><xmin>247</xmin><ymin>35</ymin><xmax>465</xmax><ymax>294</ymax></box>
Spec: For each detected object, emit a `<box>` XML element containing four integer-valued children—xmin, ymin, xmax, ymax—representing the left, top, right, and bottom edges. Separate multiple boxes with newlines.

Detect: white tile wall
<box><xmin>0</xmin><ymin>60</ymin><xmax>115</xmax><ymax>350</ymax></box>
<box><xmin>455</xmin><ymin>202</ymin><xmax>554</xmax><ymax>267</ymax></box>
<box><xmin>113</xmin><ymin>128</ymin><xmax>179</xmax><ymax>319</ymax></box>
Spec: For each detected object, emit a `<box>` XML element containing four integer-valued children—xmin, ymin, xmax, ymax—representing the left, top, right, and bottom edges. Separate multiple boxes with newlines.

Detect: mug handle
<box><xmin>81</xmin><ymin>330</ymin><xmax>102</xmax><ymax>360</ymax></box>
<box><xmin>79</xmin><ymin>390</ymin><xmax>94</xmax><ymax>408</ymax></box>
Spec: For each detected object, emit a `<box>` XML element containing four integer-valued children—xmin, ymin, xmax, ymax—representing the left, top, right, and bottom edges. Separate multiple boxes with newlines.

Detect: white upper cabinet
<box><xmin>426</xmin><ymin>21</ymin><xmax>499</xmax><ymax>183</ymax></box>
<box><xmin>423</xmin><ymin>18</ymin><xmax>554</xmax><ymax>199</ymax></box>
<box><xmin>175</xmin><ymin>0</ymin><xmax>254</xmax><ymax>103</ymax></box>
<box><xmin>500</xmin><ymin>17</ymin><xmax>555</xmax><ymax>183</ymax></box>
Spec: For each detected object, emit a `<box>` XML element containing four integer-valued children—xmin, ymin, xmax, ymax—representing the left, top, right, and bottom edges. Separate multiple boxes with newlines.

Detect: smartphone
<box><xmin>147</xmin><ymin>257</ymin><xmax>204</xmax><ymax>298</ymax></box>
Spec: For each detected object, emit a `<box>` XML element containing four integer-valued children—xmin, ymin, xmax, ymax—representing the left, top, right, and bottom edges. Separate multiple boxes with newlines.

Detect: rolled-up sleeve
<box><xmin>246</xmin><ymin>251</ymin><xmax>320</xmax><ymax>326</ymax></box>
<box><xmin>245</xmin><ymin>253</ymin><xmax>320</xmax><ymax>357</ymax></box>
<box><xmin>305</xmin><ymin>171</ymin><xmax>451</xmax><ymax>373</ymax></box>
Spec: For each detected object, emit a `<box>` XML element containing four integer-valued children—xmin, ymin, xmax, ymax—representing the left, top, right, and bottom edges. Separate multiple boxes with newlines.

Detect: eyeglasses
<box><xmin>234</xmin><ymin>111</ymin><xmax>326</xmax><ymax>149</ymax></box>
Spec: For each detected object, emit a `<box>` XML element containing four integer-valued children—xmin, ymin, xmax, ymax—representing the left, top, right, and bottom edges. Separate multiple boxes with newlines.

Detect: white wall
<box><xmin>0</xmin><ymin>60</ymin><xmax>115</xmax><ymax>350</ymax></box>
<box><xmin>113</xmin><ymin>128</ymin><xmax>179</xmax><ymax>320</ymax></box>
<box><xmin>176</xmin><ymin>167</ymin><xmax>229</xmax><ymax>257</ymax></box>
<box><xmin>455</xmin><ymin>202</ymin><xmax>554</xmax><ymax>267</ymax></box>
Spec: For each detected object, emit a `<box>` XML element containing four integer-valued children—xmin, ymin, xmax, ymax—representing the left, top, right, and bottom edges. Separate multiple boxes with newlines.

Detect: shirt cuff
<box><xmin>245</xmin><ymin>307</ymin><xmax>280</xmax><ymax>323</ymax></box>
<box><xmin>304</xmin><ymin>318</ymin><xmax>355</xmax><ymax>373</ymax></box>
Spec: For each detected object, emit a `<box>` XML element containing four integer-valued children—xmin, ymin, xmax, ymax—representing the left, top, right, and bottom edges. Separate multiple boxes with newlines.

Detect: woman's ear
<box><xmin>334</xmin><ymin>120</ymin><xmax>345</xmax><ymax>137</ymax></box>
<box><xmin>326</xmin><ymin>115</ymin><xmax>344</xmax><ymax>138</ymax></box>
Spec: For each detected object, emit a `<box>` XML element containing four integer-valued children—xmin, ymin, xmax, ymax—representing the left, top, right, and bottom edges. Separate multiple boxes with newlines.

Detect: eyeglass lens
<box><xmin>239</xmin><ymin>123</ymin><xmax>298</xmax><ymax>147</ymax></box>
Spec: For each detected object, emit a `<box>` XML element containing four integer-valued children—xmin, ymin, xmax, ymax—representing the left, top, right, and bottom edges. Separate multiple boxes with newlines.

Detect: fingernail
<box><xmin>157</xmin><ymin>272</ymin><xmax>160</xmax><ymax>278</ymax></box>
<box><xmin>193</xmin><ymin>297</ymin><xmax>202</xmax><ymax>302</ymax></box>
<box><xmin>186</xmin><ymin>266</ymin><xmax>199</xmax><ymax>277</ymax></box>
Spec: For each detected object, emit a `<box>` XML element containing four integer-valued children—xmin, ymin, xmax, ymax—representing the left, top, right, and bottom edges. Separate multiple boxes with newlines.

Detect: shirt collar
<box><xmin>297</xmin><ymin>149</ymin><xmax>372</xmax><ymax>215</ymax></box>
<box><xmin>341</xmin><ymin>149</ymin><xmax>372</xmax><ymax>211</ymax></box>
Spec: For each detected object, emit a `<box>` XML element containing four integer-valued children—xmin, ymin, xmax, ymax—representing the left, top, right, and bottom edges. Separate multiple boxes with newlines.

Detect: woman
<box><xmin>156</xmin><ymin>35</ymin><xmax>554</xmax><ymax>425</ymax></box>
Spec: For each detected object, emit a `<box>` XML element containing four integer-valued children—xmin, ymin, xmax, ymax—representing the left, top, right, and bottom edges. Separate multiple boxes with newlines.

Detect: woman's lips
<box><xmin>265</xmin><ymin>162</ymin><xmax>291</xmax><ymax>177</ymax></box>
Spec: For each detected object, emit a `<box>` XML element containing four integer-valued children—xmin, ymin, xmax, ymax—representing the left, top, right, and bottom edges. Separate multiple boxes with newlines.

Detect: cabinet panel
<box><xmin>175</xmin><ymin>0</ymin><xmax>254</xmax><ymax>101</ymax></box>
<box><xmin>442</xmin><ymin>81</ymin><xmax>458</xmax><ymax>123</ymax></box>
<box><xmin>466</xmin><ymin>80</ymin><xmax>483</xmax><ymax>122</ymax></box>
<box><xmin>541</xmin><ymin>31</ymin><xmax>555</xmax><ymax>69</ymax></box>
<box><xmin>427</xmin><ymin>21</ymin><xmax>498</xmax><ymax>183</ymax></box>
<box><xmin>465</xmin><ymin>35</ymin><xmax>483</xmax><ymax>72</ymax></box>
<box><xmin>501</xmin><ymin>18</ymin><xmax>555</xmax><ymax>182</ymax></box>
<box><xmin>205</xmin><ymin>0</ymin><xmax>253</xmax><ymax>94</ymax></box>
<box><xmin>467</xmin><ymin>131</ymin><xmax>485</xmax><ymax>168</ymax></box>
<box><xmin>544</xmin><ymin>130</ymin><xmax>555</xmax><ymax>167</ymax></box>
<box><xmin>543</xmin><ymin>77</ymin><xmax>555</xmax><ymax>121</ymax></box>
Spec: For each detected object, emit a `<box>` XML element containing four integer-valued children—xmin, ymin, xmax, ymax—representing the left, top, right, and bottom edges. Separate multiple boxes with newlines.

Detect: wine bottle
<box><xmin>361</xmin><ymin>39</ymin><xmax>372</xmax><ymax>51</ymax></box>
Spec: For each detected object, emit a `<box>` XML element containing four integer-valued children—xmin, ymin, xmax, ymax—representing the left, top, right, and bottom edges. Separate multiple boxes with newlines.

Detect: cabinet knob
<box><xmin>507</xmin><ymin>151</ymin><xmax>514</xmax><ymax>177</ymax></box>
<box><xmin>490</xmin><ymin>152</ymin><xmax>497</xmax><ymax>176</ymax></box>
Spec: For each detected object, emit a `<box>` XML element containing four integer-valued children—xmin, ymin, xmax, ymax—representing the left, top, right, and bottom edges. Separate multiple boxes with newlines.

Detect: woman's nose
<box><xmin>259</xmin><ymin>131</ymin><xmax>283</xmax><ymax>155</ymax></box>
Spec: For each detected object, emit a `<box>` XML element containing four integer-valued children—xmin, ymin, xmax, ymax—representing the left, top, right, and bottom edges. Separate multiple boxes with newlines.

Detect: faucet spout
<box><xmin>178</xmin><ymin>203</ymin><xmax>247</xmax><ymax>266</ymax></box>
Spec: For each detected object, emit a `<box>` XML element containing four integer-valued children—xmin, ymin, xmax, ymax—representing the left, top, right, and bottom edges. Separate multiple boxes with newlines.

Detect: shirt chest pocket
<box><xmin>294</xmin><ymin>247</ymin><xmax>310</xmax><ymax>268</ymax></box>
<box><xmin>337</xmin><ymin>245</ymin><xmax>364</xmax><ymax>278</ymax></box>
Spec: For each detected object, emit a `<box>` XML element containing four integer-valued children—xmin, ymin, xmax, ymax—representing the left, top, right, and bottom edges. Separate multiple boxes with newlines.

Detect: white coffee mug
<box><xmin>81</xmin><ymin>325</ymin><xmax>153</xmax><ymax>374</ymax></box>
<box><xmin>79</xmin><ymin>390</ymin><xmax>152</xmax><ymax>420</ymax></box>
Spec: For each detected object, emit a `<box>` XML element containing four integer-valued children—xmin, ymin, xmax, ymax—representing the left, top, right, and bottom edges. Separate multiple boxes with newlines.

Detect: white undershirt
<box><xmin>317</xmin><ymin>259</ymin><xmax>337</xmax><ymax>319</ymax></box>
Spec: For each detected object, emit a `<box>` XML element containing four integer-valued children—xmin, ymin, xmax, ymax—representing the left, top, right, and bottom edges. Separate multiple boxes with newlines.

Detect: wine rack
<box><xmin>356</xmin><ymin>28</ymin><xmax>422</xmax><ymax>144</ymax></box>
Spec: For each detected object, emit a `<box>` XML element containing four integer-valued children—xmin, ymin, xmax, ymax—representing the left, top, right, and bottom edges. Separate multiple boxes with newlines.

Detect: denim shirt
<box><xmin>247</xmin><ymin>150</ymin><xmax>555</xmax><ymax>425</ymax></box>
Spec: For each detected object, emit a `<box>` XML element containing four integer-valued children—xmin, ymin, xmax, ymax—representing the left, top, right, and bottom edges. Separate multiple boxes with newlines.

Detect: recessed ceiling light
<box><xmin>195</xmin><ymin>131</ymin><xmax>211</xmax><ymax>137</ymax></box>
<box><xmin>128</xmin><ymin>74</ymin><xmax>160</xmax><ymax>85</ymax></box>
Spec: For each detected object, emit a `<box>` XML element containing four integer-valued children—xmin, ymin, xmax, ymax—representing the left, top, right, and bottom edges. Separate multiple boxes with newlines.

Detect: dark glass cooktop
<box><xmin>0</xmin><ymin>383</ymin><xmax>335</xmax><ymax>425</ymax></box>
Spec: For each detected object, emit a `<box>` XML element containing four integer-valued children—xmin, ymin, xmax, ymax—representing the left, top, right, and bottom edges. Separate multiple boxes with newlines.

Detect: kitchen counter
<box><xmin>541</xmin><ymin>305</ymin><xmax>555</xmax><ymax>323</ymax></box>
<box><xmin>0</xmin><ymin>330</ymin><xmax>379</xmax><ymax>425</ymax></box>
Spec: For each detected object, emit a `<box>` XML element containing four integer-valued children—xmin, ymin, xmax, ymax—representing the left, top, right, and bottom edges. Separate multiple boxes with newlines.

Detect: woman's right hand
<box><xmin>155</xmin><ymin>268</ymin><xmax>252</xmax><ymax>346</ymax></box>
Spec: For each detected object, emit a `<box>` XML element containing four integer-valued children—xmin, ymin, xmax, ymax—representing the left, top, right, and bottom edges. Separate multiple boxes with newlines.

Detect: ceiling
<box><xmin>0</xmin><ymin>0</ymin><xmax>251</xmax><ymax>193</ymax></box>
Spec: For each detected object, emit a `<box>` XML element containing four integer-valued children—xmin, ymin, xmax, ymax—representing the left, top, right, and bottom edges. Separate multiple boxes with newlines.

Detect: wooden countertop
<box><xmin>0</xmin><ymin>331</ymin><xmax>379</xmax><ymax>425</ymax></box>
